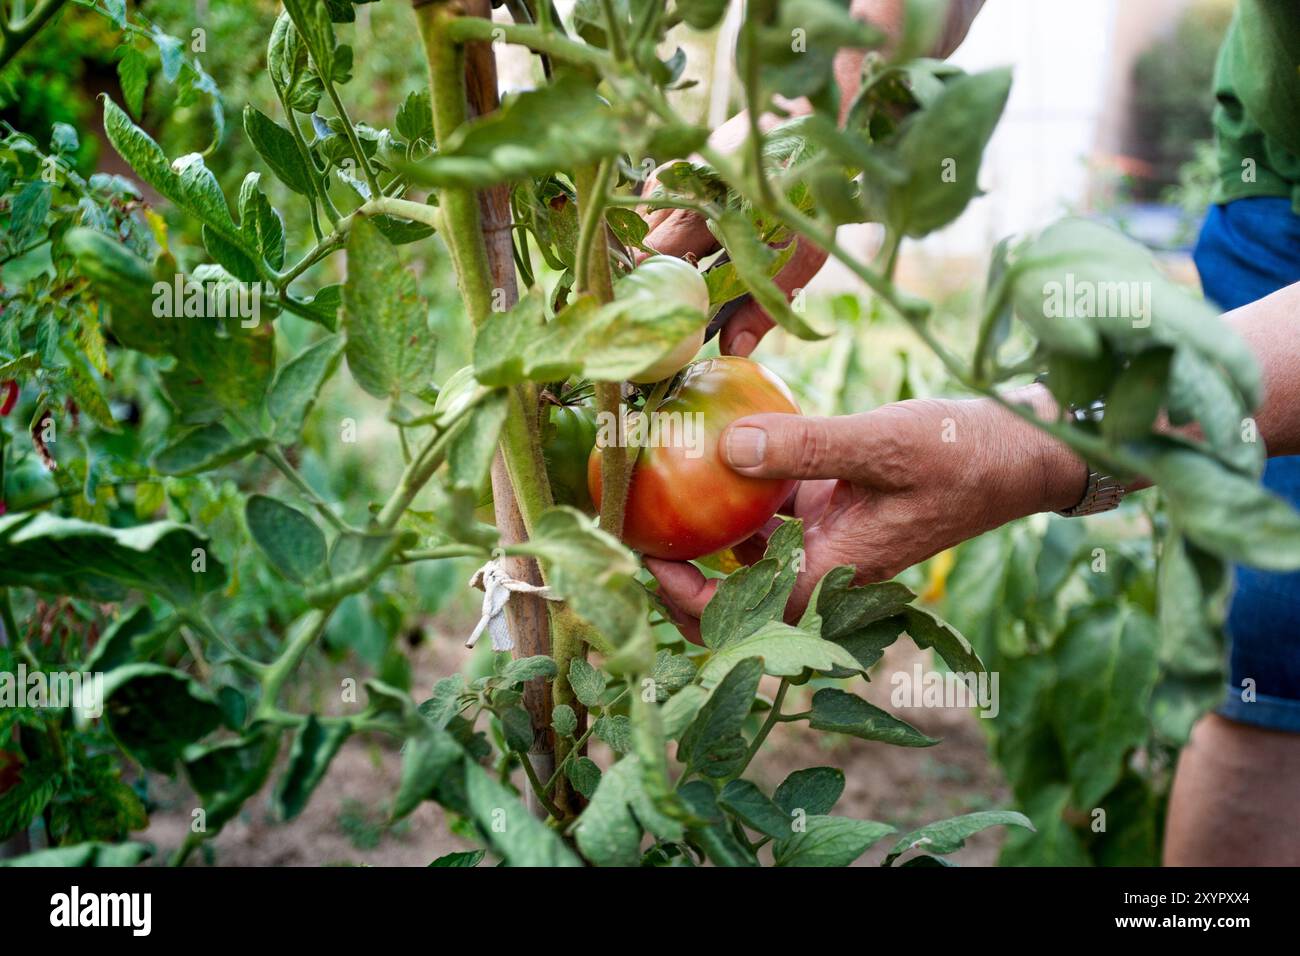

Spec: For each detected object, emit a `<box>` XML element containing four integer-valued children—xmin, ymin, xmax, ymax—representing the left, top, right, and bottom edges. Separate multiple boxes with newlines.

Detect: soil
<box><xmin>142</xmin><ymin>616</ymin><xmax>1009</xmax><ymax>867</ymax></box>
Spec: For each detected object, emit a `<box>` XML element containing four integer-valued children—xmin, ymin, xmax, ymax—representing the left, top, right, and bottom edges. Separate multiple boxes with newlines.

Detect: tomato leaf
<box><xmin>342</xmin><ymin>217</ymin><xmax>437</xmax><ymax>399</ymax></box>
<box><xmin>807</xmin><ymin>688</ymin><xmax>938</xmax><ymax>747</ymax></box>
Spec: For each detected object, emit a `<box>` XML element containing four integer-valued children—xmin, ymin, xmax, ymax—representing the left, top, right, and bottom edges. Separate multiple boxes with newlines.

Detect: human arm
<box><xmin>648</xmin><ymin>281</ymin><xmax>1300</xmax><ymax>638</ymax></box>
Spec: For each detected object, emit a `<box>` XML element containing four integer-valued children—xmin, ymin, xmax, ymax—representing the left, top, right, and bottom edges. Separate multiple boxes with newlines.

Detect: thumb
<box><xmin>720</xmin><ymin>413</ymin><xmax>879</xmax><ymax>481</ymax></box>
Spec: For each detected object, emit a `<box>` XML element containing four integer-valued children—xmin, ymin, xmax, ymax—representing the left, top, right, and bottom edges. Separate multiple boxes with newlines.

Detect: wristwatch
<box><xmin>1056</xmin><ymin>399</ymin><xmax>1127</xmax><ymax>518</ymax></box>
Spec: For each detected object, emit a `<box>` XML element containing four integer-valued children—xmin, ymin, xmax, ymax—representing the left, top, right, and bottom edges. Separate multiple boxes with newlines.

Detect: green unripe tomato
<box><xmin>544</xmin><ymin>403</ymin><xmax>598</xmax><ymax>514</ymax></box>
<box><xmin>616</xmin><ymin>256</ymin><xmax>710</xmax><ymax>384</ymax></box>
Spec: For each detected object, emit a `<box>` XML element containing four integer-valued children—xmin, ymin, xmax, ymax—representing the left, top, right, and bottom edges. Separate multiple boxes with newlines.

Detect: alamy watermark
<box><xmin>890</xmin><ymin>663</ymin><xmax>1000</xmax><ymax>718</ymax></box>
<box><xmin>1042</xmin><ymin>272</ymin><xmax>1152</xmax><ymax>329</ymax></box>
<box><xmin>595</xmin><ymin>406</ymin><xmax>705</xmax><ymax>458</ymax></box>
<box><xmin>152</xmin><ymin>275</ymin><xmax>269</xmax><ymax>328</ymax></box>
<box><xmin>0</xmin><ymin>664</ymin><xmax>104</xmax><ymax>718</ymax></box>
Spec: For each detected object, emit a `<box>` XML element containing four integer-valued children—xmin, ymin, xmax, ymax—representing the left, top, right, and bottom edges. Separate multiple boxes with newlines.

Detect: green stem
<box><xmin>261</xmin><ymin>446</ymin><xmax>349</xmax><ymax>533</ymax></box>
<box><xmin>0</xmin><ymin>588</ymin><xmax>21</xmax><ymax>648</ymax></box>
<box><xmin>520</xmin><ymin>747</ymin><xmax>565</xmax><ymax>819</ymax></box>
<box><xmin>179</xmin><ymin>610</ymin><xmax>267</xmax><ymax>677</ymax></box>
<box><xmin>321</xmin><ymin>77</ymin><xmax>381</xmax><ymax>199</ymax></box>
<box><xmin>545</xmin><ymin>687</ymin><xmax>629</xmax><ymax>792</ymax></box>
<box><xmin>733</xmin><ymin>679</ymin><xmax>790</xmax><ymax>779</ymax></box>
<box><xmin>397</xmin><ymin>544</ymin><xmax>490</xmax><ymax>563</ymax></box>
<box><xmin>0</xmin><ymin>0</ymin><xmax>68</xmax><ymax>70</ymax></box>
<box><xmin>446</xmin><ymin>16</ymin><xmax>611</xmax><ymax>71</ymax></box>
<box><xmin>598</xmin><ymin>0</ymin><xmax>628</xmax><ymax>61</ymax></box>
<box><xmin>572</xmin><ymin>157</ymin><xmax>614</xmax><ymax>307</ymax></box>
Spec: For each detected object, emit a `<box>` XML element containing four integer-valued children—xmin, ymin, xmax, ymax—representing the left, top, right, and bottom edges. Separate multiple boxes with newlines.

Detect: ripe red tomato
<box><xmin>588</xmin><ymin>356</ymin><xmax>800</xmax><ymax>560</ymax></box>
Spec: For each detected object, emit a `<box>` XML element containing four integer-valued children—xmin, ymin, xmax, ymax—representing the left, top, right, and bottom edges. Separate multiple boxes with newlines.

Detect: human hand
<box><xmin>645</xmin><ymin>387</ymin><xmax>1087</xmax><ymax>642</ymax></box>
<box><xmin>637</xmin><ymin>113</ymin><xmax>830</xmax><ymax>358</ymax></box>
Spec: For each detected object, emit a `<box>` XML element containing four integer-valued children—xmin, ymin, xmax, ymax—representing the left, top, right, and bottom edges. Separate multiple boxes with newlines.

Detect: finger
<box><xmin>720</xmin><ymin>238</ymin><xmax>828</xmax><ymax>356</ymax></box>
<box><xmin>719</xmin><ymin>412</ymin><xmax>885</xmax><ymax>482</ymax></box>
<box><xmin>644</xmin><ymin>558</ymin><xmax>719</xmax><ymax>620</ymax></box>
<box><xmin>730</xmin><ymin>515</ymin><xmax>785</xmax><ymax>566</ymax></box>
<box><xmin>642</xmin><ymin>208</ymin><xmax>719</xmax><ymax>261</ymax></box>
<box><xmin>655</xmin><ymin>587</ymin><xmax>704</xmax><ymax>646</ymax></box>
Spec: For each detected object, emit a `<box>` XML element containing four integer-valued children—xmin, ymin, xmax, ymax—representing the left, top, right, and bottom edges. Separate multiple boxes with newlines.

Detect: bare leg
<box><xmin>1164</xmin><ymin>713</ymin><xmax>1300</xmax><ymax>865</ymax></box>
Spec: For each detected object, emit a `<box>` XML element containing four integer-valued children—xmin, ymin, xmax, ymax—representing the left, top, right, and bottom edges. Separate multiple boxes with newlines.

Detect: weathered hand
<box><xmin>637</xmin><ymin>114</ymin><xmax>830</xmax><ymax>358</ymax></box>
<box><xmin>646</xmin><ymin>387</ymin><xmax>1087</xmax><ymax>642</ymax></box>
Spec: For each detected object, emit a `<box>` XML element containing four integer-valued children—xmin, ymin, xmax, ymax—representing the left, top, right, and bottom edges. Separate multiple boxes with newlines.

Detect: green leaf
<box><xmin>1102</xmin><ymin>347</ymin><xmax>1174</xmax><ymax>443</ymax></box>
<box><xmin>903</xmin><ymin>606</ymin><xmax>982</xmax><ymax>674</ymax></box>
<box><xmin>659</xmin><ymin>685</ymin><xmax>708</xmax><ymax>738</ymax></box>
<box><xmin>593</xmin><ymin>714</ymin><xmax>632</xmax><ymax>754</ymax></box>
<box><xmin>84</xmin><ymin>606</ymin><xmax>173</xmax><ymax>673</ymax></box>
<box><xmin>1145</xmin><ymin>442</ymin><xmax>1300</xmax><ymax>571</ymax></box>
<box><xmin>500</xmin><ymin>655</ymin><xmax>558</xmax><ymax>684</ymax></box>
<box><xmin>0</xmin><ymin>512</ymin><xmax>226</xmax><ymax>604</ymax></box>
<box><xmin>245</xmin><ymin>494</ymin><xmax>327</xmax><ymax>584</ymax></box>
<box><xmin>511</xmin><ymin>508</ymin><xmax>643</xmax><ymax>650</ymax></box>
<box><xmin>101</xmin><ymin>99</ymin><xmax>252</xmax><ymax>259</ymax></box>
<box><xmin>237</xmin><ymin>172</ymin><xmax>287</xmax><ymax>271</ymax></box>
<box><xmin>697</xmin><ymin>621</ymin><xmax>863</xmax><ymax>686</ymax></box>
<box><xmin>64</xmin><ymin>228</ymin><xmax>163</xmax><ymax>354</ymax></box>
<box><xmin>774</xmin><ymin>766</ymin><xmax>845</xmax><ymax>817</ymax></box>
<box><xmin>392</xmin><ymin>722</ymin><xmax>461</xmax><ymax>821</ymax></box>
<box><xmin>884</xmin><ymin>810</ymin><xmax>1034</xmax><ymax>865</ymax></box>
<box><xmin>718</xmin><ymin>779</ymin><xmax>791</xmax><ymax>839</ymax></box>
<box><xmin>342</xmin><ymin>217</ymin><xmax>437</xmax><ymax>399</ymax></box>
<box><xmin>473</xmin><ymin>289</ymin><xmax>707</xmax><ymax>386</ymax></box>
<box><xmin>567</xmin><ymin>658</ymin><xmax>608</xmax><ymax>709</ymax></box>
<box><xmin>406</xmin><ymin>74</ymin><xmax>622</xmax><ymax>188</ymax></box>
<box><xmin>500</xmin><ymin>706</ymin><xmax>534</xmax><ymax>753</ymax></box>
<box><xmin>102</xmin><ymin>664</ymin><xmax>224</xmax><ymax>772</ymax></box>
<box><xmin>182</xmin><ymin>733</ymin><xmax>279</xmax><ymax>833</ymax></box>
<box><xmin>1051</xmin><ymin>605</ymin><xmax>1158</xmax><ymax>807</ymax></box>
<box><xmin>116</xmin><ymin>47</ymin><xmax>150</xmax><ymax>117</ymax></box>
<box><xmin>395</xmin><ymin>88</ymin><xmax>434</xmax><ymax>143</ymax></box>
<box><xmin>877</xmin><ymin>69</ymin><xmax>1012</xmax><ymax>237</ymax></box>
<box><xmin>774</xmin><ymin>816</ymin><xmax>895</xmax><ymax>867</ymax></box>
<box><xmin>244</xmin><ymin>104</ymin><xmax>316</xmax><ymax>196</ymax></box>
<box><xmin>444</xmin><ymin>388</ymin><xmax>507</xmax><ymax>493</ymax></box>
<box><xmin>567</xmin><ymin>757</ymin><xmax>601</xmax><ymax>799</ymax></box>
<box><xmin>0</xmin><ymin>758</ymin><xmax>59</xmax><ymax>842</ymax></box>
<box><xmin>1007</xmin><ymin>218</ymin><xmax>1260</xmax><ymax>409</ymax></box>
<box><xmin>679</xmin><ymin>657</ymin><xmax>764</xmax><ymax>778</ymax></box>
<box><xmin>267</xmin><ymin>334</ymin><xmax>344</xmax><ymax>442</ymax></box>
<box><xmin>701</xmin><ymin>519</ymin><xmax>804</xmax><ymax>650</ymax></box>
<box><xmin>462</xmin><ymin>758</ymin><xmax>581</xmax><ymax>866</ymax></box>
<box><xmin>807</xmin><ymin>688</ymin><xmax>938</xmax><ymax>747</ymax></box>
<box><xmin>152</xmin><ymin>423</ymin><xmax>264</xmax><ymax>476</ymax></box>
<box><xmin>712</xmin><ymin>210</ymin><xmax>826</xmax><ymax>340</ymax></box>
<box><xmin>0</xmin><ymin>842</ymin><xmax>152</xmax><ymax>867</ymax></box>
<box><xmin>573</xmin><ymin>756</ymin><xmax>646</xmax><ymax>866</ymax></box>
<box><xmin>648</xmin><ymin>650</ymin><xmax>696</xmax><ymax>700</ymax></box>
<box><xmin>677</xmin><ymin>780</ymin><xmax>758</xmax><ymax>866</ymax></box>
<box><xmin>429</xmin><ymin>849</ymin><xmax>484</xmax><ymax>867</ymax></box>
<box><xmin>551</xmin><ymin>704</ymin><xmax>578</xmax><ymax>738</ymax></box>
<box><xmin>274</xmin><ymin>716</ymin><xmax>350</xmax><ymax>820</ymax></box>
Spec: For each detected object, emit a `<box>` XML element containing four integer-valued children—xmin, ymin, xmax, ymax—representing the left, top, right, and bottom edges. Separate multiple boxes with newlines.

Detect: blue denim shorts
<box><xmin>1193</xmin><ymin>197</ymin><xmax>1300</xmax><ymax>732</ymax></box>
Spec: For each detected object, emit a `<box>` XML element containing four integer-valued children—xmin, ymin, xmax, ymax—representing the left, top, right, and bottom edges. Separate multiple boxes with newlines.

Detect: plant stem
<box><xmin>520</xmin><ymin>747</ymin><xmax>565</xmax><ymax>819</ymax></box>
<box><xmin>261</xmin><ymin>446</ymin><xmax>349</xmax><ymax>532</ymax></box>
<box><xmin>734</xmin><ymin>679</ymin><xmax>789</xmax><ymax>778</ymax></box>
<box><xmin>0</xmin><ymin>0</ymin><xmax>68</xmax><ymax>70</ymax></box>
<box><xmin>446</xmin><ymin>16</ymin><xmax>611</xmax><ymax>71</ymax></box>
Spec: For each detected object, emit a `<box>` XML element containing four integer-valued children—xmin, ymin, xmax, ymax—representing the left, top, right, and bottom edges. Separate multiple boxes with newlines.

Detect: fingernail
<box><xmin>725</xmin><ymin>426</ymin><xmax>766</xmax><ymax>468</ymax></box>
<box><xmin>730</xmin><ymin>331</ymin><xmax>757</xmax><ymax>356</ymax></box>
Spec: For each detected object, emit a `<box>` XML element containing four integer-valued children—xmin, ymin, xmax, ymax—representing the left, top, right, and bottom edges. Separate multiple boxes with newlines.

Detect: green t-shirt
<box><xmin>1212</xmin><ymin>0</ymin><xmax>1300</xmax><ymax>211</ymax></box>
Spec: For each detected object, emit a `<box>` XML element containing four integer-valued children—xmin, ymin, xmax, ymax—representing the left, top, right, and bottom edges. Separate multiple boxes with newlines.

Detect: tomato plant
<box><xmin>0</xmin><ymin>0</ymin><xmax>1294</xmax><ymax>872</ymax></box>
<box><xmin>588</xmin><ymin>356</ymin><xmax>800</xmax><ymax>560</ymax></box>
